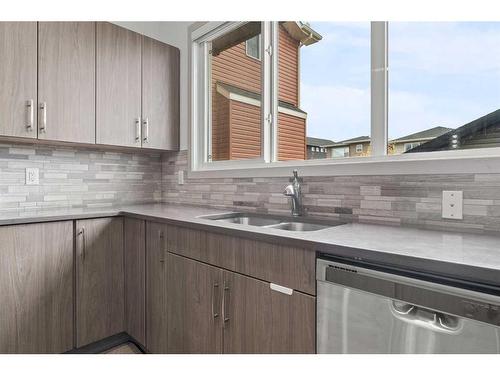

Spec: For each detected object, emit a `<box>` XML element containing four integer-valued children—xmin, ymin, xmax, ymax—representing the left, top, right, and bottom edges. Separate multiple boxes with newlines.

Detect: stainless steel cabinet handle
<box><xmin>212</xmin><ymin>282</ymin><xmax>220</xmax><ymax>320</ymax></box>
<box><xmin>78</xmin><ymin>227</ymin><xmax>86</xmax><ymax>260</ymax></box>
<box><xmin>39</xmin><ymin>102</ymin><xmax>47</xmax><ymax>133</ymax></box>
<box><xmin>26</xmin><ymin>100</ymin><xmax>34</xmax><ymax>131</ymax></box>
<box><xmin>135</xmin><ymin>117</ymin><xmax>141</xmax><ymax>142</ymax></box>
<box><xmin>222</xmin><ymin>283</ymin><xmax>230</xmax><ymax>326</ymax></box>
<box><xmin>142</xmin><ymin>117</ymin><xmax>149</xmax><ymax>143</ymax></box>
<box><xmin>159</xmin><ymin>230</ymin><xmax>165</xmax><ymax>263</ymax></box>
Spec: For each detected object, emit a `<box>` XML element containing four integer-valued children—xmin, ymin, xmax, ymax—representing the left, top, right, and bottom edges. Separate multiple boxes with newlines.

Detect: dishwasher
<box><xmin>317</xmin><ymin>256</ymin><xmax>500</xmax><ymax>353</ymax></box>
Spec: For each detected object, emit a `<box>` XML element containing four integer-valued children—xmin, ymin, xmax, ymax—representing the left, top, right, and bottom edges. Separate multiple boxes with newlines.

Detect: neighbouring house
<box><xmin>388</xmin><ymin>126</ymin><xmax>453</xmax><ymax>154</ymax></box>
<box><xmin>329</xmin><ymin>136</ymin><xmax>371</xmax><ymax>158</ymax></box>
<box><xmin>210</xmin><ymin>22</ymin><xmax>321</xmax><ymax>161</ymax></box>
<box><xmin>406</xmin><ymin>109</ymin><xmax>500</xmax><ymax>153</ymax></box>
<box><xmin>306</xmin><ymin>137</ymin><xmax>336</xmax><ymax>159</ymax></box>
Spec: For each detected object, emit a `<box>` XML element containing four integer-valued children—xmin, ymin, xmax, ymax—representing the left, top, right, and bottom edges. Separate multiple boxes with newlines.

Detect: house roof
<box><xmin>306</xmin><ymin>137</ymin><xmax>336</xmax><ymax>147</ymax></box>
<box><xmin>390</xmin><ymin>126</ymin><xmax>454</xmax><ymax>143</ymax></box>
<box><xmin>281</xmin><ymin>22</ymin><xmax>322</xmax><ymax>46</ymax></box>
<box><xmin>406</xmin><ymin>109</ymin><xmax>500</xmax><ymax>153</ymax></box>
<box><xmin>335</xmin><ymin>136</ymin><xmax>371</xmax><ymax>146</ymax></box>
<box><xmin>216</xmin><ymin>82</ymin><xmax>307</xmax><ymax>115</ymax></box>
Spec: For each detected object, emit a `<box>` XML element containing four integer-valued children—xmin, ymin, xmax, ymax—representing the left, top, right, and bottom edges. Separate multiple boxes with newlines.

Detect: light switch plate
<box><xmin>442</xmin><ymin>190</ymin><xmax>463</xmax><ymax>220</ymax></box>
<box><xmin>25</xmin><ymin>167</ymin><xmax>39</xmax><ymax>185</ymax></box>
<box><xmin>178</xmin><ymin>170</ymin><xmax>184</xmax><ymax>185</ymax></box>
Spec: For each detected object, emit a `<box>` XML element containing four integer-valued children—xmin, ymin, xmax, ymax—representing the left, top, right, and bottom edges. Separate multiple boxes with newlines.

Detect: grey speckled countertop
<box><xmin>1</xmin><ymin>203</ymin><xmax>500</xmax><ymax>286</ymax></box>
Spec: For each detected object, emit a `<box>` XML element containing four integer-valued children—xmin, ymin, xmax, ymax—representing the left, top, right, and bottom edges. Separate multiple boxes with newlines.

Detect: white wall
<box><xmin>113</xmin><ymin>22</ymin><xmax>193</xmax><ymax>150</ymax></box>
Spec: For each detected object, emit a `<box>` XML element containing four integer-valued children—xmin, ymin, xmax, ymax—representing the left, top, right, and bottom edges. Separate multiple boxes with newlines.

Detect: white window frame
<box><xmin>356</xmin><ymin>144</ymin><xmax>364</xmax><ymax>153</ymax></box>
<box><xmin>245</xmin><ymin>34</ymin><xmax>261</xmax><ymax>60</ymax></box>
<box><xmin>189</xmin><ymin>21</ymin><xmax>500</xmax><ymax>178</ymax></box>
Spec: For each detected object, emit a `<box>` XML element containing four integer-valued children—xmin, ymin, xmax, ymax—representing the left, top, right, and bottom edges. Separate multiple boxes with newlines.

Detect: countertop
<box><xmin>1</xmin><ymin>203</ymin><xmax>500</xmax><ymax>287</ymax></box>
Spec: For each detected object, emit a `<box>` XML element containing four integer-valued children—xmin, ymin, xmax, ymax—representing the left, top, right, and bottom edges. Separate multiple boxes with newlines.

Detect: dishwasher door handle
<box><xmin>390</xmin><ymin>300</ymin><xmax>463</xmax><ymax>334</ymax></box>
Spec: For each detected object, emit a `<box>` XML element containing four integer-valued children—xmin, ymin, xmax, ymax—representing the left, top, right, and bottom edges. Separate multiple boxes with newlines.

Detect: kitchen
<box><xmin>1</xmin><ymin>0</ymin><xmax>500</xmax><ymax>374</ymax></box>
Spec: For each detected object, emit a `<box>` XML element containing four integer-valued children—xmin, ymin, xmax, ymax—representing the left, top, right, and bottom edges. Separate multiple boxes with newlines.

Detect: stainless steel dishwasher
<box><xmin>317</xmin><ymin>256</ymin><xmax>500</xmax><ymax>353</ymax></box>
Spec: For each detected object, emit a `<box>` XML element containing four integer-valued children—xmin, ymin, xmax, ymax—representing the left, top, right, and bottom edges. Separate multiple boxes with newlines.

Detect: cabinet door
<box><xmin>76</xmin><ymin>217</ymin><xmax>124</xmax><ymax>347</ymax></box>
<box><xmin>38</xmin><ymin>22</ymin><xmax>95</xmax><ymax>144</ymax></box>
<box><xmin>167</xmin><ymin>253</ymin><xmax>223</xmax><ymax>354</ymax></box>
<box><xmin>0</xmin><ymin>221</ymin><xmax>73</xmax><ymax>353</ymax></box>
<box><xmin>142</xmin><ymin>36</ymin><xmax>179</xmax><ymax>150</ymax></box>
<box><xmin>145</xmin><ymin>222</ymin><xmax>168</xmax><ymax>353</ymax></box>
<box><xmin>96</xmin><ymin>22</ymin><xmax>142</xmax><ymax>147</ymax></box>
<box><xmin>223</xmin><ymin>271</ymin><xmax>316</xmax><ymax>354</ymax></box>
<box><xmin>124</xmin><ymin>218</ymin><xmax>146</xmax><ymax>347</ymax></box>
<box><xmin>0</xmin><ymin>22</ymin><xmax>37</xmax><ymax>138</ymax></box>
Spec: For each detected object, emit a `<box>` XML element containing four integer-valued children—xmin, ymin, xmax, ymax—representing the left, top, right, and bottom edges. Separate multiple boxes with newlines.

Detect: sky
<box><xmin>300</xmin><ymin>22</ymin><xmax>500</xmax><ymax>142</ymax></box>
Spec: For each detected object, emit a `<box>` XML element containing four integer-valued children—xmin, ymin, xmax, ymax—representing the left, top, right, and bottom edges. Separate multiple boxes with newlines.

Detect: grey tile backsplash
<box><xmin>162</xmin><ymin>151</ymin><xmax>500</xmax><ymax>234</ymax></box>
<box><xmin>1</xmin><ymin>143</ymin><xmax>500</xmax><ymax>234</ymax></box>
<box><xmin>0</xmin><ymin>143</ymin><xmax>162</xmax><ymax>212</ymax></box>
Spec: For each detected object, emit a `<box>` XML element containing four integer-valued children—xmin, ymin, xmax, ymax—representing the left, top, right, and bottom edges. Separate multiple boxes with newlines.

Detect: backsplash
<box><xmin>162</xmin><ymin>151</ymin><xmax>500</xmax><ymax>234</ymax></box>
<box><xmin>0</xmin><ymin>143</ymin><xmax>162</xmax><ymax>212</ymax></box>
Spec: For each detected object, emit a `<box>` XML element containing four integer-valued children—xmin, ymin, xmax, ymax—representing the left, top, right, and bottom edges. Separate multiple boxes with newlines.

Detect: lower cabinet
<box><xmin>0</xmin><ymin>221</ymin><xmax>73</xmax><ymax>353</ymax></box>
<box><xmin>75</xmin><ymin>217</ymin><xmax>125</xmax><ymax>347</ymax></box>
<box><xmin>164</xmin><ymin>252</ymin><xmax>316</xmax><ymax>354</ymax></box>
<box><xmin>166</xmin><ymin>253</ymin><xmax>223</xmax><ymax>353</ymax></box>
<box><xmin>145</xmin><ymin>222</ymin><xmax>169</xmax><ymax>353</ymax></box>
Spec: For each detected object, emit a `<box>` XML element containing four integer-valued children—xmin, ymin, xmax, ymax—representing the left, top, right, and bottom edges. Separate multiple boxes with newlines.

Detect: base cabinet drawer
<box><xmin>0</xmin><ymin>221</ymin><xmax>74</xmax><ymax>353</ymax></box>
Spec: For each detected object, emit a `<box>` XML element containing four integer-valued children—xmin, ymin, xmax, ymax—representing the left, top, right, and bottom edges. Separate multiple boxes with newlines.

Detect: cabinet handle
<box><xmin>142</xmin><ymin>117</ymin><xmax>149</xmax><ymax>143</ymax></box>
<box><xmin>159</xmin><ymin>230</ymin><xmax>165</xmax><ymax>263</ymax></box>
<box><xmin>39</xmin><ymin>102</ymin><xmax>47</xmax><ymax>133</ymax></box>
<box><xmin>78</xmin><ymin>227</ymin><xmax>86</xmax><ymax>260</ymax></box>
<box><xmin>26</xmin><ymin>100</ymin><xmax>34</xmax><ymax>131</ymax></box>
<box><xmin>212</xmin><ymin>282</ymin><xmax>220</xmax><ymax>320</ymax></box>
<box><xmin>135</xmin><ymin>117</ymin><xmax>141</xmax><ymax>142</ymax></box>
<box><xmin>222</xmin><ymin>283</ymin><xmax>230</xmax><ymax>326</ymax></box>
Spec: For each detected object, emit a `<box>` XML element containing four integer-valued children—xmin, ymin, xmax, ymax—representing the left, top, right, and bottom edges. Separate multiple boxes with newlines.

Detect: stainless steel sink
<box><xmin>267</xmin><ymin>222</ymin><xmax>331</xmax><ymax>232</ymax></box>
<box><xmin>199</xmin><ymin>212</ymin><xmax>344</xmax><ymax>232</ymax></box>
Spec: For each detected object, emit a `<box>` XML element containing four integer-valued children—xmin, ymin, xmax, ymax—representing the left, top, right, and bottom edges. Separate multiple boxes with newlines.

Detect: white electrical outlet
<box><xmin>442</xmin><ymin>190</ymin><xmax>463</xmax><ymax>220</ymax></box>
<box><xmin>25</xmin><ymin>167</ymin><xmax>39</xmax><ymax>185</ymax></box>
<box><xmin>178</xmin><ymin>170</ymin><xmax>184</xmax><ymax>185</ymax></box>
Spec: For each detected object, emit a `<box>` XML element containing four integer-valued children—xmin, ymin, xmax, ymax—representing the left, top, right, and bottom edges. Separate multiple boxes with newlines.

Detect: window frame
<box><xmin>189</xmin><ymin>21</ymin><xmax>500</xmax><ymax>178</ymax></box>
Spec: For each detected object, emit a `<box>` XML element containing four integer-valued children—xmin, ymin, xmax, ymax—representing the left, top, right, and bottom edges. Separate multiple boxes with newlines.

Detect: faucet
<box><xmin>283</xmin><ymin>170</ymin><xmax>303</xmax><ymax>216</ymax></box>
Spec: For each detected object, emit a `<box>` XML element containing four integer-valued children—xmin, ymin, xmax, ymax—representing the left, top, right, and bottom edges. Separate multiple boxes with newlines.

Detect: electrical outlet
<box><xmin>25</xmin><ymin>167</ymin><xmax>39</xmax><ymax>185</ymax></box>
<box><xmin>442</xmin><ymin>190</ymin><xmax>463</xmax><ymax>220</ymax></box>
<box><xmin>178</xmin><ymin>170</ymin><xmax>184</xmax><ymax>185</ymax></box>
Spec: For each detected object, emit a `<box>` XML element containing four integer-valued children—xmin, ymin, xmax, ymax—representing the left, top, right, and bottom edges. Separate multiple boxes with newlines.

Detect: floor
<box><xmin>103</xmin><ymin>342</ymin><xmax>143</xmax><ymax>354</ymax></box>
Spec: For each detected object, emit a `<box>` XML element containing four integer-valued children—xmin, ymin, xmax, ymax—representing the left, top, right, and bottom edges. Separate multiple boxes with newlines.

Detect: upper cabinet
<box><xmin>0</xmin><ymin>21</ymin><xmax>179</xmax><ymax>151</ymax></box>
<box><xmin>0</xmin><ymin>22</ymin><xmax>37</xmax><ymax>139</ymax></box>
<box><xmin>38</xmin><ymin>22</ymin><xmax>96</xmax><ymax>144</ymax></box>
<box><xmin>96</xmin><ymin>22</ymin><xmax>142</xmax><ymax>148</ymax></box>
<box><xmin>142</xmin><ymin>36</ymin><xmax>180</xmax><ymax>150</ymax></box>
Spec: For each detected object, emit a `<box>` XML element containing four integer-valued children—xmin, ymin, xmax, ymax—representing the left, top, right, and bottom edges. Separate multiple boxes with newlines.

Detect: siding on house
<box><xmin>278</xmin><ymin>112</ymin><xmax>306</xmax><ymax>160</ymax></box>
<box><xmin>211</xmin><ymin>24</ymin><xmax>305</xmax><ymax>161</ymax></box>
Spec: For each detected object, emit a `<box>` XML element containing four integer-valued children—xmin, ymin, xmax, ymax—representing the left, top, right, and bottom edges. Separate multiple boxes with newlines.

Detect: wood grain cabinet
<box><xmin>145</xmin><ymin>222</ymin><xmax>169</xmax><ymax>353</ymax></box>
<box><xmin>38</xmin><ymin>22</ymin><xmax>96</xmax><ymax>144</ymax></box>
<box><xmin>75</xmin><ymin>217</ymin><xmax>125</xmax><ymax>347</ymax></box>
<box><xmin>0</xmin><ymin>22</ymin><xmax>37</xmax><ymax>139</ymax></box>
<box><xmin>142</xmin><ymin>36</ymin><xmax>180</xmax><ymax>150</ymax></box>
<box><xmin>96</xmin><ymin>22</ymin><xmax>142</xmax><ymax>148</ymax></box>
<box><xmin>0</xmin><ymin>221</ymin><xmax>73</xmax><ymax>353</ymax></box>
<box><xmin>124</xmin><ymin>218</ymin><xmax>146</xmax><ymax>347</ymax></box>
<box><xmin>165</xmin><ymin>252</ymin><xmax>316</xmax><ymax>354</ymax></box>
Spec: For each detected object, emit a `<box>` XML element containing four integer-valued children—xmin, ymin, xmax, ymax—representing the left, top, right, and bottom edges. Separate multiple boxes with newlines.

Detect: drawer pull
<box><xmin>270</xmin><ymin>283</ymin><xmax>293</xmax><ymax>295</ymax></box>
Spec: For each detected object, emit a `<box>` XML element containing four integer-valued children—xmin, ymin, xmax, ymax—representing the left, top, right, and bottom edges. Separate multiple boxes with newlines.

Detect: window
<box><xmin>389</xmin><ymin>22</ymin><xmax>500</xmax><ymax>155</ymax></box>
<box><xmin>246</xmin><ymin>35</ymin><xmax>260</xmax><ymax>60</ymax></box>
<box><xmin>191</xmin><ymin>22</ymin><xmax>500</xmax><ymax>176</ymax></box>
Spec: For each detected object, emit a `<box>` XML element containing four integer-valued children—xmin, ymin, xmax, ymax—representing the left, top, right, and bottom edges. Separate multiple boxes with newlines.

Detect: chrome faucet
<box><xmin>283</xmin><ymin>170</ymin><xmax>303</xmax><ymax>216</ymax></box>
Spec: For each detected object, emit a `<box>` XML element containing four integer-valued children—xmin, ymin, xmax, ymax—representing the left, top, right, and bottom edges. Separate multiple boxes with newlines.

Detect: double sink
<box><xmin>200</xmin><ymin>212</ymin><xmax>345</xmax><ymax>232</ymax></box>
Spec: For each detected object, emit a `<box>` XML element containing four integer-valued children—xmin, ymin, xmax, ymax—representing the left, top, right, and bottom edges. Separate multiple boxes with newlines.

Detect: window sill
<box><xmin>187</xmin><ymin>148</ymin><xmax>500</xmax><ymax>179</ymax></box>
